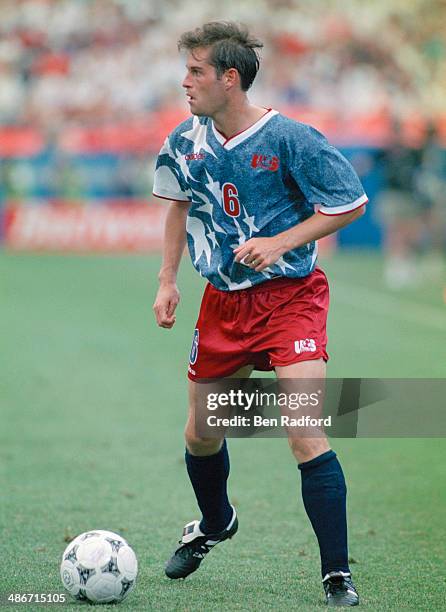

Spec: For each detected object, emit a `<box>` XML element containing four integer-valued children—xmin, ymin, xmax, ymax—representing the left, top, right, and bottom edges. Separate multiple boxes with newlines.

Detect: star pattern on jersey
<box><xmin>204</xmin><ymin>169</ymin><xmax>222</xmax><ymax>204</ymax></box>
<box><xmin>161</xmin><ymin>136</ymin><xmax>175</xmax><ymax>160</ymax></box>
<box><xmin>205</xmin><ymin>223</ymin><xmax>219</xmax><ymax>249</ymax></box>
<box><xmin>187</xmin><ymin>216</ymin><xmax>212</xmax><ymax>267</ymax></box>
<box><xmin>174</xmin><ymin>147</ymin><xmax>194</xmax><ymax>183</ymax></box>
<box><xmin>275</xmin><ymin>255</ymin><xmax>296</xmax><ymax>274</ymax></box>
<box><xmin>229</xmin><ymin>217</ymin><xmax>247</xmax><ymax>251</ymax></box>
<box><xmin>261</xmin><ymin>270</ymin><xmax>274</xmax><ymax>278</ymax></box>
<box><xmin>310</xmin><ymin>241</ymin><xmax>319</xmax><ymax>267</ymax></box>
<box><xmin>181</xmin><ymin>117</ymin><xmax>217</xmax><ymax>158</ymax></box>
<box><xmin>241</xmin><ymin>205</ymin><xmax>259</xmax><ymax>237</ymax></box>
<box><xmin>194</xmin><ymin>189</ymin><xmax>225</xmax><ymax>233</ymax></box>
<box><xmin>258</xmin><ymin>256</ymin><xmax>295</xmax><ymax>277</ymax></box>
<box><xmin>218</xmin><ymin>266</ymin><xmax>252</xmax><ymax>290</ymax></box>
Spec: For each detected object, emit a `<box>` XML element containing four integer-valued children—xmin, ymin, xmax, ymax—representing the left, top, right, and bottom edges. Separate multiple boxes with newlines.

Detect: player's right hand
<box><xmin>153</xmin><ymin>283</ymin><xmax>180</xmax><ymax>328</ymax></box>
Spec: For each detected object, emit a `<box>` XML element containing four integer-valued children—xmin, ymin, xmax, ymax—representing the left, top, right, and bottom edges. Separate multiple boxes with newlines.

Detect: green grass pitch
<box><xmin>1</xmin><ymin>252</ymin><xmax>445</xmax><ymax>610</ymax></box>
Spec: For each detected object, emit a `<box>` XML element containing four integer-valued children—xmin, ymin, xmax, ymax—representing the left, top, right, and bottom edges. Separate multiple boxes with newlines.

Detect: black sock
<box><xmin>185</xmin><ymin>439</ymin><xmax>233</xmax><ymax>534</ymax></box>
<box><xmin>298</xmin><ymin>449</ymin><xmax>350</xmax><ymax>577</ymax></box>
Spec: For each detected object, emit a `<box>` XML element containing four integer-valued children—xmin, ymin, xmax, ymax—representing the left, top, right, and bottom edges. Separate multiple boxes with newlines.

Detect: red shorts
<box><xmin>187</xmin><ymin>267</ymin><xmax>329</xmax><ymax>381</ymax></box>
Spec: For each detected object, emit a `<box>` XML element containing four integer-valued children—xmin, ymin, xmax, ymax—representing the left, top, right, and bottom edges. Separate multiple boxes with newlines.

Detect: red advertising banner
<box><xmin>4</xmin><ymin>202</ymin><xmax>167</xmax><ymax>252</ymax></box>
<box><xmin>3</xmin><ymin>200</ymin><xmax>336</xmax><ymax>254</ymax></box>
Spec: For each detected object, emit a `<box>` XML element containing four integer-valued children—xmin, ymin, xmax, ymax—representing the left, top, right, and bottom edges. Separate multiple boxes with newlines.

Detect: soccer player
<box><xmin>153</xmin><ymin>21</ymin><xmax>367</xmax><ymax>607</ymax></box>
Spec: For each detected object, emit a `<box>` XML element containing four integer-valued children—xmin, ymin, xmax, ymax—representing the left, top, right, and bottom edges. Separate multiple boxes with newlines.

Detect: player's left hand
<box><xmin>233</xmin><ymin>236</ymin><xmax>285</xmax><ymax>272</ymax></box>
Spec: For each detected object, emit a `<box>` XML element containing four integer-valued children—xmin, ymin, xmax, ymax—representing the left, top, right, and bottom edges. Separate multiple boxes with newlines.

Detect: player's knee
<box><xmin>186</xmin><ymin>435</ymin><xmax>222</xmax><ymax>456</ymax></box>
<box><xmin>288</xmin><ymin>436</ymin><xmax>330</xmax><ymax>463</ymax></box>
<box><xmin>184</xmin><ymin>426</ymin><xmax>223</xmax><ymax>456</ymax></box>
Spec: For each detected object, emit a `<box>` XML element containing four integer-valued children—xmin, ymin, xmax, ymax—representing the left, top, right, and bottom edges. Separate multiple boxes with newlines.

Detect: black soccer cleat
<box><xmin>165</xmin><ymin>507</ymin><xmax>238</xmax><ymax>579</ymax></box>
<box><xmin>323</xmin><ymin>571</ymin><xmax>359</xmax><ymax>607</ymax></box>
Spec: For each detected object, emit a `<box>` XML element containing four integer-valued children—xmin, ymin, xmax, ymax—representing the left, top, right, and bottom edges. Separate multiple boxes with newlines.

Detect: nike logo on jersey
<box><xmin>251</xmin><ymin>154</ymin><xmax>280</xmax><ymax>172</ymax></box>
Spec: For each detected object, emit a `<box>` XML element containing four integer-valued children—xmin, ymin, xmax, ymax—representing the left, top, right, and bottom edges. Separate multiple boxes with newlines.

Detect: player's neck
<box><xmin>211</xmin><ymin>101</ymin><xmax>268</xmax><ymax>140</ymax></box>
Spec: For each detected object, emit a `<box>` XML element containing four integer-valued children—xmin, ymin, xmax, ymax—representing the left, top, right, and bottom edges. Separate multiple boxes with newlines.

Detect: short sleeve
<box><xmin>291</xmin><ymin>127</ymin><xmax>368</xmax><ymax>215</ymax></box>
<box><xmin>153</xmin><ymin>136</ymin><xmax>192</xmax><ymax>202</ymax></box>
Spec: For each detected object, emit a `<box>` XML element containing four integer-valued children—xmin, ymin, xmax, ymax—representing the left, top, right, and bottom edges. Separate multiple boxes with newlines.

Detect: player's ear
<box><xmin>224</xmin><ymin>68</ymin><xmax>239</xmax><ymax>89</ymax></box>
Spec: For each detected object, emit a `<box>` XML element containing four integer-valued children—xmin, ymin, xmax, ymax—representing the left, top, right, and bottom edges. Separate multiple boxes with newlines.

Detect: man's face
<box><xmin>182</xmin><ymin>47</ymin><xmax>228</xmax><ymax>116</ymax></box>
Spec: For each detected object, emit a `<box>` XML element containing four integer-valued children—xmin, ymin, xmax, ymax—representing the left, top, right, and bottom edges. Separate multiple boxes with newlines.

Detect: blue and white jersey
<box><xmin>153</xmin><ymin>109</ymin><xmax>367</xmax><ymax>291</ymax></box>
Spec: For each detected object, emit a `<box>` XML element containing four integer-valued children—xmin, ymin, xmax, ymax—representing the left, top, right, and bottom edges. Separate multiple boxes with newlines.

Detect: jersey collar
<box><xmin>211</xmin><ymin>109</ymin><xmax>279</xmax><ymax>150</ymax></box>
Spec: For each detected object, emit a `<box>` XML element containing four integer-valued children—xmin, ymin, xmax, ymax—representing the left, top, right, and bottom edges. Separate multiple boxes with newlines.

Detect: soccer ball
<box><xmin>60</xmin><ymin>530</ymin><xmax>138</xmax><ymax>604</ymax></box>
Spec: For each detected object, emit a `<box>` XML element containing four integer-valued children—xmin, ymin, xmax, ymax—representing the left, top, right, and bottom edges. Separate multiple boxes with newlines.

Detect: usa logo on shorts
<box><xmin>189</xmin><ymin>328</ymin><xmax>199</xmax><ymax>365</ymax></box>
<box><xmin>295</xmin><ymin>338</ymin><xmax>317</xmax><ymax>354</ymax></box>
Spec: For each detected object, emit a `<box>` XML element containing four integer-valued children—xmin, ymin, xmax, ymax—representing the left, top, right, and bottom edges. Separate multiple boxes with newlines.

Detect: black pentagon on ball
<box><xmin>106</xmin><ymin>538</ymin><xmax>124</xmax><ymax>553</ymax></box>
<box><xmin>64</xmin><ymin>545</ymin><xmax>78</xmax><ymax>563</ymax></box>
<box><xmin>101</xmin><ymin>556</ymin><xmax>120</xmax><ymax>577</ymax></box>
<box><xmin>77</xmin><ymin>565</ymin><xmax>95</xmax><ymax>585</ymax></box>
<box><xmin>120</xmin><ymin>579</ymin><xmax>135</xmax><ymax>598</ymax></box>
<box><xmin>74</xmin><ymin>589</ymin><xmax>88</xmax><ymax>601</ymax></box>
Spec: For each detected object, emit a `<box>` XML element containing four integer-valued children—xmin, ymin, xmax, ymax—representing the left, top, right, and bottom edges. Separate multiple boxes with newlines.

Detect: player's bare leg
<box><xmin>275</xmin><ymin>358</ymin><xmax>329</xmax><ymax>463</ymax></box>
<box><xmin>276</xmin><ymin>359</ymin><xmax>359</xmax><ymax>606</ymax></box>
<box><xmin>185</xmin><ymin>379</ymin><xmax>224</xmax><ymax>456</ymax></box>
<box><xmin>165</xmin><ymin>367</ymin><xmax>251</xmax><ymax>579</ymax></box>
<box><xmin>185</xmin><ymin>365</ymin><xmax>253</xmax><ymax>455</ymax></box>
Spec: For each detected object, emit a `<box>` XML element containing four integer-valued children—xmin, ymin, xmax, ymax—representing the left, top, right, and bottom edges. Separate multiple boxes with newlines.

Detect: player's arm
<box><xmin>153</xmin><ymin>200</ymin><xmax>191</xmax><ymax>328</ymax></box>
<box><xmin>234</xmin><ymin>205</ymin><xmax>365</xmax><ymax>272</ymax></box>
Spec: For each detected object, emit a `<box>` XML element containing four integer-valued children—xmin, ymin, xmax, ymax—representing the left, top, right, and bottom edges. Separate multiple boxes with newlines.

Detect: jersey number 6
<box><xmin>222</xmin><ymin>182</ymin><xmax>240</xmax><ymax>217</ymax></box>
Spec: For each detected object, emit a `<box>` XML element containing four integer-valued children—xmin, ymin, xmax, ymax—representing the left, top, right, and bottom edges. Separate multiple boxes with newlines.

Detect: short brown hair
<box><xmin>178</xmin><ymin>21</ymin><xmax>263</xmax><ymax>91</ymax></box>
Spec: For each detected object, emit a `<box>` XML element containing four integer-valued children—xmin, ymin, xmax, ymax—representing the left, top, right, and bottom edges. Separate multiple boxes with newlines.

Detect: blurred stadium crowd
<box><xmin>0</xmin><ymin>0</ymin><xmax>445</xmax><ymax>127</ymax></box>
<box><xmin>0</xmin><ymin>0</ymin><xmax>445</xmax><ymax>284</ymax></box>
